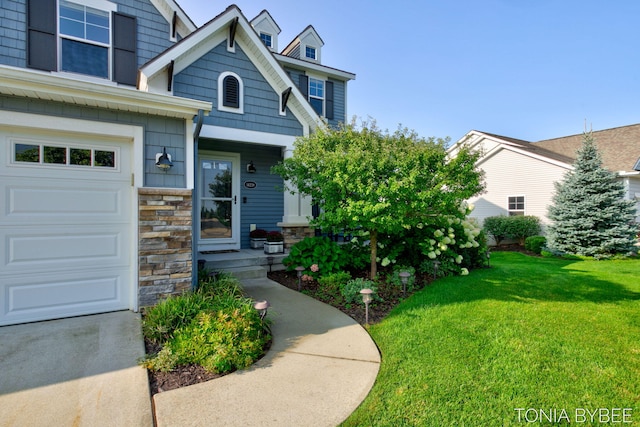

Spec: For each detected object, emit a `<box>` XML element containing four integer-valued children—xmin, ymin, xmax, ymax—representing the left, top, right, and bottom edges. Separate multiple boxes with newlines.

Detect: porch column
<box><xmin>278</xmin><ymin>147</ymin><xmax>315</xmax><ymax>249</ymax></box>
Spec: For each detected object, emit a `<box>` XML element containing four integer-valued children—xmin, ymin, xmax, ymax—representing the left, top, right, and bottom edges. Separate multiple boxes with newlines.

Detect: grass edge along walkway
<box><xmin>343</xmin><ymin>252</ymin><xmax>640</xmax><ymax>426</ymax></box>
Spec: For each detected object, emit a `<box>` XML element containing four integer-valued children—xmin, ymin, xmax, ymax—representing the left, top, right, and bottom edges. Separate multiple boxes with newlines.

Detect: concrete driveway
<box><xmin>0</xmin><ymin>311</ymin><xmax>153</xmax><ymax>427</ymax></box>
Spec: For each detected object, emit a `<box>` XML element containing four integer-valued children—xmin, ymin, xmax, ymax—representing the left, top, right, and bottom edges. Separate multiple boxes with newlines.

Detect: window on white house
<box><xmin>305</xmin><ymin>46</ymin><xmax>316</xmax><ymax>60</ymax></box>
<box><xmin>59</xmin><ymin>0</ymin><xmax>111</xmax><ymax>79</ymax></box>
<box><xmin>309</xmin><ymin>77</ymin><xmax>324</xmax><ymax>115</ymax></box>
<box><xmin>508</xmin><ymin>196</ymin><xmax>525</xmax><ymax>216</ymax></box>
<box><xmin>260</xmin><ymin>32</ymin><xmax>272</xmax><ymax>48</ymax></box>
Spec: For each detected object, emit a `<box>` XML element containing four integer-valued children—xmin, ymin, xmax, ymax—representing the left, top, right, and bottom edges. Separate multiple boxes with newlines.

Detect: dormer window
<box><xmin>260</xmin><ymin>32</ymin><xmax>272</xmax><ymax>48</ymax></box>
<box><xmin>305</xmin><ymin>46</ymin><xmax>317</xmax><ymax>60</ymax></box>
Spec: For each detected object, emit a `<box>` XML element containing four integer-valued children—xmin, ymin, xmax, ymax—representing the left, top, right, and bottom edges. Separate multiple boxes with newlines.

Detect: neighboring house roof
<box><xmin>535</xmin><ymin>124</ymin><xmax>640</xmax><ymax>173</ymax></box>
<box><xmin>138</xmin><ymin>5</ymin><xmax>323</xmax><ymax>132</ymax></box>
<box><xmin>480</xmin><ymin>131</ymin><xmax>576</xmax><ymax>165</ymax></box>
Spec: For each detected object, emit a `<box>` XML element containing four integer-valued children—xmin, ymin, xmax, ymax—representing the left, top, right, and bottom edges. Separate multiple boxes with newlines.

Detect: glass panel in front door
<box><xmin>200</xmin><ymin>159</ymin><xmax>234</xmax><ymax>240</ymax></box>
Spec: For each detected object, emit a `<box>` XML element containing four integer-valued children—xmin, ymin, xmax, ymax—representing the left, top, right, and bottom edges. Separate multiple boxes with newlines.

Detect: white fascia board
<box><xmin>477</xmin><ymin>143</ymin><xmax>573</xmax><ymax>170</ymax></box>
<box><xmin>618</xmin><ymin>171</ymin><xmax>640</xmax><ymax>177</ymax></box>
<box><xmin>274</xmin><ymin>53</ymin><xmax>355</xmax><ymax>81</ymax></box>
<box><xmin>149</xmin><ymin>0</ymin><xmax>197</xmax><ymax>37</ymax></box>
<box><xmin>0</xmin><ymin>65</ymin><xmax>211</xmax><ymax>119</ymax></box>
<box><xmin>199</xmin><ymin>124</ymin><xmax>298</xmax><ymax>149</ymax></box>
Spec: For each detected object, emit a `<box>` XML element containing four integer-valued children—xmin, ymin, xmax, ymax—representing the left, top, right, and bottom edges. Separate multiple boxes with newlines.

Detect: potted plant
<box><xmin>264</xmin><ymin>230</ymin><xmax>284</xmax><ymax>254</ymax></box>
<box><xmin>249</xmin><ymin>229</ymin><xmax>268</xmax><ymax>249</ymax></box>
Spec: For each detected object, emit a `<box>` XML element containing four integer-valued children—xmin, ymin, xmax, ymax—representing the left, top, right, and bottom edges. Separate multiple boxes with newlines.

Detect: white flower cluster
<box><xmin>424</xmin><ymin>203</ymin><xmax>482</xmax><ymax>264</ymax></box>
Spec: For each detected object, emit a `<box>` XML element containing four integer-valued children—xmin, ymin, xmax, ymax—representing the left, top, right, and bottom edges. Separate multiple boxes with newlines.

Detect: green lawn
<box><xmin>343</xmin><ymin>252</ymin><xmax>640</xmax><ymax>426</ymax></box>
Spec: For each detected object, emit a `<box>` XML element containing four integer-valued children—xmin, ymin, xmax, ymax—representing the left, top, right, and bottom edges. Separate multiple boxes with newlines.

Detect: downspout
<box><xmin>192</xmin><ymin>109</ymin><xmax>204</xmax><ymax>291</ymax></box>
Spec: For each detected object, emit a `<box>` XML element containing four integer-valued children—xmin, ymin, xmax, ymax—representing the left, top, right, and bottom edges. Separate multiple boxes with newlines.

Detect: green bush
<box><xmin>316</xmin><ymin>271</ymin><xmax>351</xmax><ymax>303</ymax></box>
<box><xmin>341</xmin><ymin>278</ymin><xmax>381</xmax><ymax>304</ymax></box>
<box><xmin>142</xmin><ymin>292</ymin><xmax>213</xmax><ymax>344</ymax></box>
<box><xmin>141</xmin><ymin>273</ymin><xmax>270</xmax><ymax>374</ymax></box>
<box><xmin>525</xmin><ymin>235</ymin><xmax>547</xmax><ymax>254</ymax></box>
<box><xmin>484</xmin><ymin>215</ymin><xmax>541</xmax><ymax>246</ymax></box>
<box><xmin>283</xmin><ymin>236</ymin><xmax>345</xmax><ymax>277</ymax></box>
<box><xmin>483</xmin><ymin>216</ymin><xmax>510</xmax><ymax>246</ymax></box>
<box><xmin>145</xmin><ymin>307</ymin><xmax>268</xmax><ymax>373</ymax></box>
<box><xmin>506</xmin><ymin>215</ymin><xmax>541</xmax><ymax>245</ymax></box>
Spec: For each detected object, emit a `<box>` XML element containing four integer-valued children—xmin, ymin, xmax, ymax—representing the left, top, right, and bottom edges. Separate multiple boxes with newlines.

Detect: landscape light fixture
<box><xmin>155</xmin><ymin>147</ymin><xmax>173</xmax><ymax>171</ymax></box>
<box><xmin>399</xmin><ymin>271</ymin><xmax>411</xmax><ymax>297</ymax></box>
<box><xmin>433</xmin><ymin>260</ymin><xmax>441</xmax><ymax>280</ymax></box>
<box><xmin>295</xmin><ymin>266</ymin><xmax>305</xmax><ymax>291</ymax></box>
<box><xmin>253</xmin><ymin>300</ymin><xmax>270</xmax><ymax>321</ymax></box>
<box><xmin>267</xmin><ymin>256</ymin><xmax>274</xmax><ymax>272</ymax></box>
<box><xmin>486</xmin><ymin>249</ymin><xmax>491</xmax><ymax>268</ymax></box>
<box><xmin>360</xmin><ymin>288</ymin><xmax>374</xmax><ymax>324</ymax></box>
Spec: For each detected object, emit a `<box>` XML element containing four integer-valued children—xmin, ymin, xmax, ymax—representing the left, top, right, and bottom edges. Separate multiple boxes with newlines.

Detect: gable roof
<box><xmin>138</xmin><ymin>5</ymin><xmax>323</xmax><ymax>132</ymax></box>
<box><xmin>480</xmin><ymin>131</ymin><xmax>575</xmax><ymax>165</ymax></box>
<box><xmin>534</xmin><ymin>124</ymin><xmax>640</xmax><ymax>172</ymax></box>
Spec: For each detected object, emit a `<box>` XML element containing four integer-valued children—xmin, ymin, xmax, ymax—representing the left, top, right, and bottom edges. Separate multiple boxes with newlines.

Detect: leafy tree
<box><xmin>273</xmin><ymin>120</ymin><xmax>484</xmax><ymax>278</ymax></box>
<box><xmin>547</xmin><ymin>132</ymin><xmax>638</xmax><ymax>256</ymax></box>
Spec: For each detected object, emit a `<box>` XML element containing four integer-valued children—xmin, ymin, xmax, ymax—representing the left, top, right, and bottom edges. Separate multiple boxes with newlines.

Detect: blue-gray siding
<box><xmin>198</xmin><ymin>138</ymin><xmax>284</xmax><ymax>249</ymax></box>
<box><xmin>0</xmin><ymin>95</ymin><xmax>186</xmax><ymax>188</ymax></box>
<box><xmin>0</xmin><ymin>0</ymin><xmax>174</xmax><ymax>69</ymax></box>
<box><xmin>174</xmin><ymin>42</ymin><xmax>303</xmax><ymax>137</ymax></box>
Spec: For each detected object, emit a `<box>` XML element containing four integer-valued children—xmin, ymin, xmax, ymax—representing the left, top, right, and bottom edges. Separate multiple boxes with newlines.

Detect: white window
<box><xmin>508</xmin><ymin>196</ymin><xmax>525</xmax><ymax>216</ymax></box>
<box><xmin>305</xmin><ymin>46</ymin><xmax>316</xmax><ymax>60</ymax></box>
<box><xmin>58</xmin><ymin>0</ymin><xmax>116</xmax><ymax>79</ymax></box>
<box><xmin>309</xmin><ymin>77</ymin><xmax>324</xmax><ymax>116</ymax></box>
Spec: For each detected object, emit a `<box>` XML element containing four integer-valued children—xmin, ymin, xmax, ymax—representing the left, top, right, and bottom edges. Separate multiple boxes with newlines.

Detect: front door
<box><xmin>198</xmin><ymin>152</ymin><xmax>240</xmax><ymax>251</ymax></box>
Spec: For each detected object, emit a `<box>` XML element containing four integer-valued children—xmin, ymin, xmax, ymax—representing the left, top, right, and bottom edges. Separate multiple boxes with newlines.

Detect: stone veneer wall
<box><xmin>138</xmin><ymin>188</ymin><xmax>193</xmax><ymax>306</ymax></box>
<box><xmin>281</xmin><ymin>225</ymin><xmax>315</xmax><ymax>250</ymax></box>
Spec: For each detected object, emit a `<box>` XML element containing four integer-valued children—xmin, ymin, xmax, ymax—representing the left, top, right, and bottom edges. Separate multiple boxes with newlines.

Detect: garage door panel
<box><xmin>3</xmin><ymin>179</ymin><xmax>129</xmax><ymax>225</ymax></box>
<box><xmin>1</xmin><ymin>270</ymin><xmax>127</xmax><ymax>326</ymax></box>
<box><xmin>3</xmin><ymin>228</ymin><xmax>128</xmax><ymax>272</ymax></box>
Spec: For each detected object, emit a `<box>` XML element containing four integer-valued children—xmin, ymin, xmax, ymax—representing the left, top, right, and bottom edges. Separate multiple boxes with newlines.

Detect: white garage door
<box><xmin>0</xmin><ymin>128</ymin><xmax>133</xmax><ymax>326</ymax></box>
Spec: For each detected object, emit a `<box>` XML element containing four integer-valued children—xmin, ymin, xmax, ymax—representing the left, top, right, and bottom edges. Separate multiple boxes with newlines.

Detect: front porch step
<box><xmin>198</xmin><ymin>250</ymin><xmax>287</xmax><ymax>280</ymax></box>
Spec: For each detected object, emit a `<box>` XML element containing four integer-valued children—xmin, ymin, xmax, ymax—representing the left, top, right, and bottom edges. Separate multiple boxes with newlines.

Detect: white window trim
<box><xmin>308</xmin><ymin>76</ymin><xmax>325</xmax><ymax>117</ymax></box>
<box><xmin>304</xmin><ymin>45</ymin><xmax>317</xmax><ymax>60</ymax></box>
<box><xmin>507</xmin><ymin>195</ymin><xmax>526</xmax><ymax>215</ymax></box>
<box><xmin>57</xmin><ymin>0</ymin><xmax>118</xmax><ymax>80</ymax></box>
<box><xmin>217</xmin><ymin>71</ymin><xmax>244</xmax><ymax>114</ymax></box>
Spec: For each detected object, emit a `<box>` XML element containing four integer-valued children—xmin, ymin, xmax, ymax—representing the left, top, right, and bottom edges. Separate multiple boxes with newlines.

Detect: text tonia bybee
<box><xmin>514</xmin><ymin>408</ymin><xmax>633</xmax><ymax>424</ymax></box>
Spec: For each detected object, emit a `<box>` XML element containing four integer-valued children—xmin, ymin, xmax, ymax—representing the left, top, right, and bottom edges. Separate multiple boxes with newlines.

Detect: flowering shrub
<box><xmin>375</xmin><ymin>201</ymin><xmax>487</xmax><ymax>277</ymax></box>
<box><xmin>266</xmin><ymin>231</ymin><xmax>284</xmax><ymax>242</ymax></box>
<box><xmin>249</xmin><ymin>229</ymin><xmax>268</xmax><ymax>239</ymax></box>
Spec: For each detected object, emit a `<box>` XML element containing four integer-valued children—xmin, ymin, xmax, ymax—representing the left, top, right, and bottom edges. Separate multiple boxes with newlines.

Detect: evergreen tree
<box><xmin>547</xmin><ymin>132</ymin><xmax>638</xmax><ymax>256</ymax></box>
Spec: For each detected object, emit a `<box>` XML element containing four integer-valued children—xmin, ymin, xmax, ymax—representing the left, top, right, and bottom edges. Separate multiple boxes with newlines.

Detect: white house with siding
<box><xmin>449</xmin><ymin>125</ymin><xmax>640</xmax><ymax>233</ymax></box>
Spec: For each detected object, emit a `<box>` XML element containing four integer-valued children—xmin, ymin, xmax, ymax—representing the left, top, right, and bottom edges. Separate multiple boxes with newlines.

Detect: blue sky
<box><xmin>177</xmin><ymin>1</ymin><xmax>640</xmax><ymax>143</ymax></box>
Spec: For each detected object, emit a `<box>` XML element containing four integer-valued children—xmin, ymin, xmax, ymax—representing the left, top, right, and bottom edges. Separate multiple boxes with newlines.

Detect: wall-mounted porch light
<box><xmin>247</xmin><ymin>160</ymin><xmax>257</xmax><ymax>173</ymax></box>
<box><xmin>155</xmin><ymin>147</ymin><xmax>173</xmax><ymax>171</ymax></box>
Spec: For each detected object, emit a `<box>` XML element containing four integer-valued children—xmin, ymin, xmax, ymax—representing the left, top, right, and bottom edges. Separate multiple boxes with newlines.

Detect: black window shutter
<box><xmin>299</xmin><ymin>75</ymin><xmax>309</xmax><ymax>99</ymax></box>
<box><xmin>113</xmin><ymin>12</ymin><xmax>137</xmax><ymax>86</ymax></box>
<box><xmin>27</xmin><ymin>0</ymin><xmax>56</xmax><ymax>71</ymax></box>
<box><xmin>223</xmin><ymin>75</ymin><xmax>240</xmax><ymax>108</ymax></box>
<box><xmin>325</xmin><ymin>80</ymin><xmax>334</xmax><ymax>120</ymax></box>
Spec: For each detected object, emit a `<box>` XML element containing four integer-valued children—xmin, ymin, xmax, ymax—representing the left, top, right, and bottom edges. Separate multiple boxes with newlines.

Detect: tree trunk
<box><xmin>369</xmin><ymin>229</ymin><xmax>378</xmax><ymax>279</ymax></box>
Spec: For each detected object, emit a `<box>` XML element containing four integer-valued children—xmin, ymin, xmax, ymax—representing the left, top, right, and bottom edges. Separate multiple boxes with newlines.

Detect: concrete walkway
<box><xmin>0</xmin><ymin>278</ymin><xmax>380</xmax><ymax>427</ymax></box>
<box><xmin>0</xmin><ymin>311</ymin><xmax>153</xmax><ymax>427</ymax></box>
<box><xmin>153</xmin><ymin>278</ymin><xmax>381</xmax><ymax>427</ymax></box>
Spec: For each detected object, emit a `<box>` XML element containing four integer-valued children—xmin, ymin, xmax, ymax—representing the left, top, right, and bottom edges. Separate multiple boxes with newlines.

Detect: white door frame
<box><xmin>197</xmin><ymin>151</ymin><xmax>241</xmax><ymax>251</ymax></box>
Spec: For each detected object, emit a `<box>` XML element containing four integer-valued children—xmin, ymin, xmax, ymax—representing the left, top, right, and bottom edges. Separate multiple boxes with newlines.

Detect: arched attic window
<box><xmin>217</xmin><ymin>71</ymin><xmax>244</xmax><ymax>114</ymax></box>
